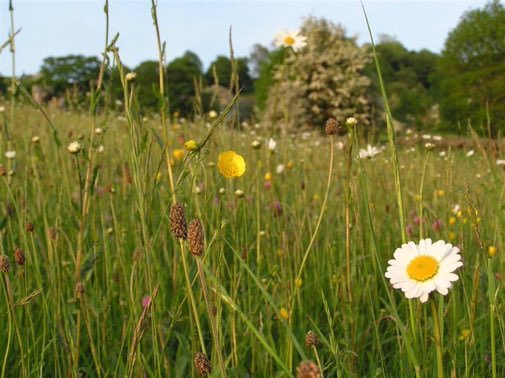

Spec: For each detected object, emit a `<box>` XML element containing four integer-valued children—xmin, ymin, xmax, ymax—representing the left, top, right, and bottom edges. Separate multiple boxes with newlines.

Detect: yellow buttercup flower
<box><xmin>449</xmin><ymin>217</ymin><xmax>456</xmax><ymax>226</ymax></box>
<box><xmin>459</xmin><ymin>329</ymin><xmax>471</xmax><ymax>341</ymax></box>
<box><xmin>488</xmin><ymin>246</ymin><xmax>497</xmax><ymax>257</ymax></box>
<box><xmin>173</xmin><ymin>149</ymin><xmax>185</xmax><ymax>161</ymax></box>
<box><xmin>184</xmin><ymin>139</ymin><xmax>199</xmax><ymax>151</ymax></box>
<box><xmin>264</xmin><ymin>172</ymin><xmax>272</xmax><ymax>181</ymax></box>
<box><xmin>294</xmin><ymin>278</ymin><xmax>302</xmax><ymax>288</ymax></box>
<box><xmin>218</xmin><ymin>151</ymin><xmax>246</xmax><ymax>179</ymax></box>
<box><xmin>279</xmin><ymin>307</ymin><xmax>289</xmax><ymax>320</ymax></box>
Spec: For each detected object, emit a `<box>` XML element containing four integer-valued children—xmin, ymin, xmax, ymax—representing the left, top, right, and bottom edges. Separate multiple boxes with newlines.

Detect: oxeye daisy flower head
<box><xmin>385</xmin><ymin>238</ymin><xmax>463</xmax><ymax>303</ymax></box>
<box><xmin>274</xmin><ymin>29</ymin><xmax>307</xmax><ymax>52</ymax></box>
<box><xmin>218</xmin><ymin>151</ymin><xmax>246</xmax><ymax>179</ymax></box>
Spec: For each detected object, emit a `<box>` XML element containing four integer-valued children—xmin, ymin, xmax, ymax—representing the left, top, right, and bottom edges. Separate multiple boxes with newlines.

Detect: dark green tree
<box><xmin>39</xmin><ymin>55</ymin><xmax>101</xmax><ymax>95</ymax></box>
<box><xmin>205</xmin><ymin>55</ymin><xmax>253</xmax><ymax>93</ymax></box>
<box><xmin>166</xmin><ymin>51</ymin><xmax>203</xmax><ymax>115</ymax></box>
<box><xmin>253</xmin><ymin>48</ymin><xmax>284</xmax><ymax>111</ymax></box>
<box><xmin>368</xmin><ymin>37</ymin><xmax>439</xmax><ymax>128</ymax></box>
<box><xmin>436</xmin><ymin>0</ymin><xmax>505</xmax><ymax>134</ymax></box>
<box><xmin>132</xmin><ymin>61</ymin><xmax>160</xmax><ymax>109</ymax></box>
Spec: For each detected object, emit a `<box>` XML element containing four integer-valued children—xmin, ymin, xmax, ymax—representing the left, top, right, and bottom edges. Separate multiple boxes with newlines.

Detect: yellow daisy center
<box><xmin>407</xmin><ymin>255</ymin><xmax>439</xmax><ymax>281</ymax></box>
<box><xmin>284</xmin><ymin>36</ymin><xmax>295</xmax><ymax>46</ymax></box>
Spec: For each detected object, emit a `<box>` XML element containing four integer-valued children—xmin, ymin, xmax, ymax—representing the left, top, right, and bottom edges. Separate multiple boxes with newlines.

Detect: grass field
<box><xmin>1</xmin><ymin>2</ymin><xmax>504</xmax><ymax>377</ymax></box>
<box><xmin>0</xmin><ymin>101</ymin><xmax>503</xmax><ymax>377</ymax></box>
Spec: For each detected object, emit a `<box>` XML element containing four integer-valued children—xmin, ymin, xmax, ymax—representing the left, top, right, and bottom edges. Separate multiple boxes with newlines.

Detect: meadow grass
<box><xmin>0</xmin><ymin>2</ymin><xmax>504</xmax><ymax>377</ymax></box>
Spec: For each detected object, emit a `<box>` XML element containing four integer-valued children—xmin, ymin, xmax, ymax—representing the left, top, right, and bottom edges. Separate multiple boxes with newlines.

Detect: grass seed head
<box><xmin>325</xmin><ymin>118</ymin><xmax>339</xmax><ymax>135</ymax></box>
<box><xmin>0</xmin><ymin>255</ymin><xmax>10</xmax><ymax>273</ymax></box>
<box><xmin>188</xmin><ymin>219</ymin><xmax>204</xmax><ymax>256</ymax></box>
<box><xmin>305</xmin><ymin>330</ymin><xmax>319</xmax><ymax>348</ymax></box>
<box><xmin>296</xmin><ymin>360</ymin><xmax>321</xmax><ymax>378</ymax></box>
<box><xmin>193</xmin><ymin>352</ymin><xmax>211</xmax><ymax>376</ymax></box>
<box><xmin>14</xmin><ymin>247</ymin><xmax>25</xmax><ymax>266</ymax></box>
<box><xmin>170</xmin><ymin>203</ymin><xmax>187</xmax><ymax>240</ymax></box>
<box><xmin>25</xmin><ymin>222</ymin><xmax>35</xmax><ymax>232</ymax></box>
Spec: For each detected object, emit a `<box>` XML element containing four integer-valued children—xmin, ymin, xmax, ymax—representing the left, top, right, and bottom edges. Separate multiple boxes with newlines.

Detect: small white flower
<box><xmin>335</xmin><ymin>141</ymin><xmax>344</xmax><ymax>150</ymax></box>
<box><xmin>274</xmin><ymin>29</ymin><xmax>307</xmax><ymax>52</ymax></box>
<box><xmin>31</xmin><ymin>136</ymin><xmax>40</xmax><ymax>144</ymax></box>
<box><xmin>346</xmin><ymin>117</ymin><xmax>358</xmax><ymax>128</ymax></box>
<box><xmin>432</xmin><ymin>135</ymin><xmax>443</xmax><ymax>141</ymax></box>
<box><xmin>301</xmin><ymin>132</ymin><xmax>311</xmax><ymax>140</ymax></box>
<box><xmin>422</xmin><ymin>134</ymin><xmax>432</xmax><ymax>140</ymax></box>
<box><xmin>267</xmin><ymin>138</ymin><xmax>277</xmax><ymax>152</ymax></box>
<box><xmin>251</xmin><ymin>140</ymin><xmax>261</xmax><ymax>150</ymax></box>
<box><xmin>0</xmin><ymin>106</ymin><xmax>5</xmax><ymax>113</ymax></box>
<box><xmin>424</xmin><ymin>142</ymin><xmax>435</xmax><ymax>150</ymax></box>
<box><xmin>276</xmin><ymin>164</ymin><xmax>285</xmax><ymax>174</ymax></box>
<box><xmin>67</xmin><ymin>141</ymin><xmax>82</xmax><ymax>154</ymax></box>
<box><xmin>218</xmin><ymin>187</ymin><xmax>226</xmax><ymax>195</ymax></box>
<box><xmin>94</xmin><ymin>127</ymin><xmax>103</xmax><ymax>135</ymax></box>
<box><xmin>466</xmin><ymin>150</ymin><xmax>475</xmax><ymax>157</ymax></box>
<box><xmin>4</xmin><ymin>150</ymin><xmax>16</xmax><ymax>159</ymax></box>
<box><xmin>208</xmin><ymin>110</ymin><xmax>218</xmax><ymax>119</ymax></box>
<box><xmin>97</xmin><ymin>145</ymin><xmax>105</xmax><ymax>153</ymax></box>
<box><xmin>452</xmin><ymin>204</ymin><xmax>461</xmax><ymax>215</ymax></box>
<box><xmin>496</xmin><ymin>159</ymin><xmax>505</xmax><ymax>166</ymax></box>
<box><xmin>439</xmin><ymin>151</ymin><xmax>446</xmax><ymax>157</ymax></box>
<box><xmin>406</xmin><ymin>129</ymin><xmax>413</xmax><ymax>135</ymax></box>
<box><xmin>234</xmin><ymin>189</ymin><xmax>245</xmax><ymax>198</ymax></box>
<box><xmin>385</xmin><ymin>238</ymin><xmax>463</xmax><ymax>303</ymax></box>
<box><xmin>125</xmin><ymin>72</ymin><xmax>137</xmax><ymax>82</ymax></box>
<box><xmin>359</xmin><ymin>144</ymin><xmax>381</xmax><ymax>159</ymax></box>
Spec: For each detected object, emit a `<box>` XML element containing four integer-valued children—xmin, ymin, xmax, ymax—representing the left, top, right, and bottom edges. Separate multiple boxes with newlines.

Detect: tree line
<box><xmin>1</xmin><ymin>0</ymin><xmax>503</xmax><ymax>134</ymax></box>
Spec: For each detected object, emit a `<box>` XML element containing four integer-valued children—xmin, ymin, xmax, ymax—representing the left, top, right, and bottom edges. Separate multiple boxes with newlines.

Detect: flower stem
<box><xmin>430</xmin><ymin>301</ymin><xmax>444</xmax><ymax>378</ymax></box>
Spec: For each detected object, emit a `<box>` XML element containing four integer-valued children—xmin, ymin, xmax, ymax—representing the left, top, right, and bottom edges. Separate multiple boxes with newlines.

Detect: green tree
<box><xmin>205</xmin><ymin>55</ymin><xmax>253</xmax><ymax>93</ymax></box>
<box><xmin>166</xmin><ymin>51</ymin><xmax>203</xmax><ymax>115</ymax></box>
<box><xmin>38</xmin><ymin>55</ymin><xmax>101</xmax><ymax>95</ymax></box>
<box><xmin>254</xmin><ymin>48</ymin><xmax>284</xmax><ymax>111</ymax></box>
<box><xmin>437</xmin><ymin>0</ymin><xmax>505</xmax><ymax>134</ymax></box>
<box><xmin>367</xmin><ymin>37</ymin><xmax>439</xmax><ymax>128</ymax></box>
<box><xmin>132</xmin><ymin>60</ymin><xmax>160</xmax><ymax>109</ymax></box>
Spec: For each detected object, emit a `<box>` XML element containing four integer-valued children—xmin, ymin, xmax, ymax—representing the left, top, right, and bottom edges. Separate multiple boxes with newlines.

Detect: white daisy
<box><xmin>359</xmin><ymin>144</ymin><xmax>381</xmax><ymax>159</ymax></box>
<box><xmin>267</xmin><ymin>138</ymin><xmax>277</xmax><ymax>152</ymax></box>
<box><xmin>274</xmin><ymin>30</ymin><xmax>307</xmax><ymax>52</ymax></box>
<box><xmin>4</xmin><ymin>150</ymin><xmax>16</xmax><ymax>159</ymax></box>
<box><xmin>466</xmin><ymin>150</ymin><xmax>474</xmax><ymax>157</ymax></box>
<box><xmin>385</xmin><ymin>238</ymin><xmax>463</xmax><ymax>303</ymax></box>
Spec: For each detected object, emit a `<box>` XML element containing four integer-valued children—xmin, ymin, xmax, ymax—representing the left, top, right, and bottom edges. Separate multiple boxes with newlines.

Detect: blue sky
<box><xmin>0</xmin><ymin>0</ymin><xmax>492</xmax><ymax>75</ymax></box>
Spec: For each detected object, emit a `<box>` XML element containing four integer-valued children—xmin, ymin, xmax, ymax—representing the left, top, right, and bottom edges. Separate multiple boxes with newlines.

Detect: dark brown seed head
<box><xmin>296</xmin><ymin>360</ymin><xmax>321</xmax><ymax>378</ymax></box>
<box><xmin>0</xmin><ymin>255</ymin><xmax>10</xmax><ymax>273</ymax></box>
<box><xmin>14</xmin><ymin>247</ymin><xmax>25</xmax><ymax>266</ymax></box>
<box><xmin>25</xmin><ymin>222</ymin><xmax>35</xmax><ymax>232</ymax></box>
<box><xmin>75</xmin><ymin>282</ymin><xmax>85</xmax><ymax>297</ymax></box>
<box><xmin>194</xmin><ymin>352</ymin><xmax>211</xmax><ymax>376</ymax></box>
<box><xmin>305</xmin><ymin>330</ymin><xmax>319</xmax><ymax>348</ymax></box>
<box><xmin>188</xmin><ymin>219</ymin><xmax>204</xmax><ymax>256</ymax></box>
<box><xmin>170</xmin><ymin>203</ymin><xmax>187</xmax><ymax>240</ymax></box>
<box><xmin>48</xmin><ymin>227</ymin><xmax>57</xmax><ymax>241</ymax></box>
<box><xmin>325</xmin><ymin>118</ymin><xmax>339</xmax><ymax>136</ymax></box>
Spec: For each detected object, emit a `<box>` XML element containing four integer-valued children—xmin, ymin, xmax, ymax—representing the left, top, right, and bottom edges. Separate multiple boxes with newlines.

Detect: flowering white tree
<box><xmin>265</xmin><ymin>17</ymin><xmax>372</xmax><ymax>132</ymax></box>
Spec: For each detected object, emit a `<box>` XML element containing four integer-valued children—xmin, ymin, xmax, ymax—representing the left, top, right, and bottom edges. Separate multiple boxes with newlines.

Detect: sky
<box><xmin>0</xmin><ymin>0</ymin><xmax>493</xmax><ymax>76</ymax></box>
